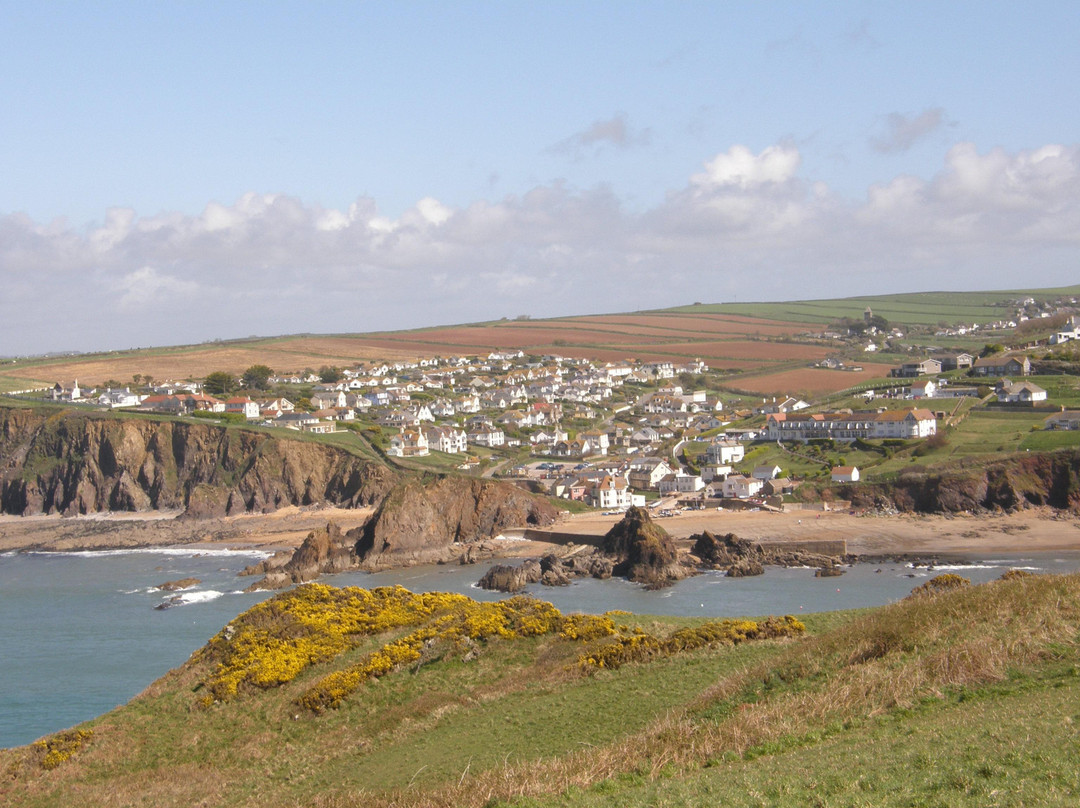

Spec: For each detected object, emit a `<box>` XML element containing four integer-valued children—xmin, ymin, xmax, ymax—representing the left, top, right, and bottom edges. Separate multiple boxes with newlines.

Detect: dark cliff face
<box><xmin>839</xmin><ymin>449</ymin><xmax>1080</xmax><ymax>514</ymax></box>
<box><xmin>355</xmin><ymin>475</ymin><xmax>560</xmax><ymax>570</ymax></box>
<box><xmin>0</xmin><ymin>408</ymin><xmax>398</xmax><ymax>517</ymax></box>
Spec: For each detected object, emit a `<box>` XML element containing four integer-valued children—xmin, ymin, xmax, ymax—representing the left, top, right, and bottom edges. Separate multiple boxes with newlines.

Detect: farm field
<box><xmin>2</xmin><ymin>285</ymin><xmax>1077</xmax><ymax>394</ymax></box>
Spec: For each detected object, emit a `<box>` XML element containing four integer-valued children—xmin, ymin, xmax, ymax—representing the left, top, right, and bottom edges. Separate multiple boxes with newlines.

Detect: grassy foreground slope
<box><xmin>3</xmin><ymin>572</ymin><xmax>1080</xmax><ymax>807</ymax></box>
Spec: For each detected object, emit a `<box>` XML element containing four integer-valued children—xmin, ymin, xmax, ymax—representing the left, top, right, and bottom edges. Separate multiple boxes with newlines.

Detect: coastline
<box><xmin>3</xmin><ymin>505</ymin><xmax>1080</xmax><ymax>558</ymax></box>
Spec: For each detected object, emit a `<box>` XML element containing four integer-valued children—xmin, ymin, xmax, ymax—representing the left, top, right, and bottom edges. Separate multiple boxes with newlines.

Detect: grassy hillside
<box><xmin>668</xmin><ymin>284</ymin><xmax>1080</xmax><ymax>325</ymax></box>
<box><xmin>3</xmin><ymin>284</ymin><xmax>1077</xmax><ymax>389</ymax></box>
<box><xmin>4</xmin><ymin>572</ymin><xmax>1079</xmax><ymax>807</ymax></box>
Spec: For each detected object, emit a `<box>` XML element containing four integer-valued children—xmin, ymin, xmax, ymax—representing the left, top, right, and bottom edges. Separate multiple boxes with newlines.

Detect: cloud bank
<box><xmin>3</xmin><ymin>142</ymin><xmax>1079</xmax><ymax>355</ymax></box>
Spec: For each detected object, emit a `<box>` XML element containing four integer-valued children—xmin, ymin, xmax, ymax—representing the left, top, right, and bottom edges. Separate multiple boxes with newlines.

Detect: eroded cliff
<box><xmin>0</xmin><ymin>408</ymin><xmax>397</xmax><ymax>516</ymax></box>
<box><xmin>836</xmin><ymin>449</ymin><xmax>1080</xmax><ymax>514</ymax></box>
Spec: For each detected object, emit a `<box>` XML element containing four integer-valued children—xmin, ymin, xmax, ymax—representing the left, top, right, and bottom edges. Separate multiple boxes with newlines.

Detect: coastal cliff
<box><xmin>835</xmin><ymin>449</ymin><xmax>1080</xmax><ymax>514</ymax></box>
<box><xmin>0</xmin><ymin>408</ymin><xmax>397</xmax><ymax>516</ymax></box>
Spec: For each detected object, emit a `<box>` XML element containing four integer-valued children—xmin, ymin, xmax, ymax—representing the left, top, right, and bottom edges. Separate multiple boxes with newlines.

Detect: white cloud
<box><xmin>115</xmin><ymin>266</ymin><xmax>201</xmax><ymax>310</ymax></box>
<box><xmin>2</xmin><ymin>140</ymin><xmax>1079</xmax><ymax>354</ymax></box>
<box><xmin>691</xmin><ymin>144</ymin><xmax>801</xmax><ymax>189</ymax></box>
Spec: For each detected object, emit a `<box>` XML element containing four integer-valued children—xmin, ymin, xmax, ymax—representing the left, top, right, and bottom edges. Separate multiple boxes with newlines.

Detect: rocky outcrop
<box><xmin>241</xmin><ymin>523</ymin><xmax>358</xmax><ymax>590</ymax></box>
<box><xmin>836</xmin><ymin>450</ymin><xmax>1080</xmax><ymax>514</ymax></box>
<box><xmin>476</xmin><ymin>551</ymin><xmax>615</xmax><ymax>593</ymax></box>
<box><xmin>602</xmin><ymin>506</ymin><xmax>692</xmax><ymax>589</ymax></box>
<box><xmin>477</xmin><ymin>559</ymin><xmax>543</xmax><ymax>593</ymax></box>
<box><xmin>0</xmin><ymin>408</ymin><xmax>398</xmax><ymax>516</ymax></box>
<box><xmin>355</xmin><ymin>475</ymin><xmax>560</xmax><ymax>570</ymax></box>
<box><xmin>690</xmin><ymin>530</ymin><xmax>841</xmax><ymax>576</ymax></box>
<box><xmin>157</xmin><ymin>577</ymin><xmax>200</xmax><ymax>591</ymax></box>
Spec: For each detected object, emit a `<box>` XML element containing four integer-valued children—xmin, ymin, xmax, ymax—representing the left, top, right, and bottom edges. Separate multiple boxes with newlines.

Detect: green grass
<box><xmin>664</xmin><ymin>285</ymin><xmax>1080</xmax><ymax>327</ymax></box>
<box><xmin>6</xmin><ymin>574</ymin><xmax>1080</xmax><ymax>808</ymax></box>
<box><xmin>531</xmin><ymin>673</ymin><xmax>1080</xmax><ymax>807</ymax></box>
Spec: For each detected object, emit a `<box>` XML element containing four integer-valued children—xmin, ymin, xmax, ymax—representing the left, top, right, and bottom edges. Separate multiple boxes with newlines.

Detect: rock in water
<box><xmin>243</xmin><ymin>522</ymin><xmax>357</xmax><ymax>591</ymax></box>
<box><xmin>156</xmin><ymin>577</ymin><xmax>201</xmax><ymax>591</ymax></box>
<box><xmin>602</xmin><ymin>506</ymin><xmax>692</xmax><ymax>589</ymax></box>
<box><xmin>355</xmin><ymin>476</ymin><xmax>559</xmax><ymax>570</ymax></box>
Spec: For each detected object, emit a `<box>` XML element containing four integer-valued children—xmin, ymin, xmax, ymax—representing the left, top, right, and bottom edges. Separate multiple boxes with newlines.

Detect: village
<box><xmin>20</xmin><ymin>310</ymin><xmax>1076</xmax><ymax>519</ymax></box>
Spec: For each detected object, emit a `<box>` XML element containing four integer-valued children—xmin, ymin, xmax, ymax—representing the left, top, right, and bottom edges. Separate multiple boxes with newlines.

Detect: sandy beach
<box><xmin>3</xmin><ymin>505</ymin><xmax>1080</xmax><ymax>558</ymax></box>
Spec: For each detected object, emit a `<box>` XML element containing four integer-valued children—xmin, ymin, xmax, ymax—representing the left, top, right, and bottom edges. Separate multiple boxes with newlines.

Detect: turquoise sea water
<box><xmin>3</xmin><ymin>546</ymin><xmax>1079</xmax><ymax>749</ymax></box>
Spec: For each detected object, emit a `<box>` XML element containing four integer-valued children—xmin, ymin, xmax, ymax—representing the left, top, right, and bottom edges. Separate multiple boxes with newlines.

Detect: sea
<box><xmin>2</xmin><ymin>545</ymin><xmax>1079</xmax><ymax>749</ymax></box>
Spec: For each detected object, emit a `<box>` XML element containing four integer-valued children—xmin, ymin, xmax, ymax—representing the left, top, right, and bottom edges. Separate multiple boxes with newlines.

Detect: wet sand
<box><xmin>3</xmin><ymin>505</ymin><xmax>1080</xmax><ymax>557</ymax></box>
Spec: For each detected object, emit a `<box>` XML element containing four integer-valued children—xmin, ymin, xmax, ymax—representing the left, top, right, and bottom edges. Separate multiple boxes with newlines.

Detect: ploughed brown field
<box><xmin>730</xmin><ymin>363</ymin><xmax>898</xmax><ymax>396</ymax></box>
<box><xmin>2</xmin><ymin>308</ymin><xmax>862</xmax><ymax>393</ymax></box>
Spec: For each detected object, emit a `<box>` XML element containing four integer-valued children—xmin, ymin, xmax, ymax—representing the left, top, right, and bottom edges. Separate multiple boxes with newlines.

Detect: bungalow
<box><xmin>763</xmin><ymin>477</ymin><xmax>797</xmax><ymax>496</ymax></box>
<box><xmin>273</xmin><ymin>412</ymin><xmax>320</xmax><ymax>429</ymax></box>
<box><xmin>751</xmin><ymin>464</ymin><xmax>783</xmax><ymax>481</ymax></box>
<box><xmin>997</xmin><ymin>381</ymin><xmax>1048</xmax><ymax>404</ymax></box>
<box><xmin>831</xmin><ymin>466</ymin><xmax>860</xmax><ymax>483</ymax></box>
<box><xmin>1045</xmin><ymin>410</ymin><xmax>1080</xmax><ymax>430</ymax></box>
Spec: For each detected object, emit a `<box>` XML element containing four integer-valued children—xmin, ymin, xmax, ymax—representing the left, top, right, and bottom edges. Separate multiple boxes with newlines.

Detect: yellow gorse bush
<box><xmin>195</xmin><ymin>583</ymin><xmax>806</xmax><ymax>712</ymax></box>
<box><xmin>578</xmin><ymin>615</ymin><xmax>805</xmax><ymax>671</ymax></box>
<box><xmin>33</xmin><ymin>729</ymin><xmax>92</xmax><ymax>770</ymax></box>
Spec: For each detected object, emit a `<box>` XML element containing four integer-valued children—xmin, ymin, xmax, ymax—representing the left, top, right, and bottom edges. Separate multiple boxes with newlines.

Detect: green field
<box><xmin>665</xmin><ymin>285</ymin><xmax>1080</xmax><ymax>326</ymax></box>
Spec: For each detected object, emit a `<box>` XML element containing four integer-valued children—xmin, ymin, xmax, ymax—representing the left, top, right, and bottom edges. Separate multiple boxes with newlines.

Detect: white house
<box><xmin>225</xmin><ymin>397</ymin><xmax>261</xmax><ymax>419</ymax></box>
<box><xmin>387</xmin><ymin>428</ymin><xmax>429</xmax><ymax>457</ymax></box>
<box><xmin>751</xmin><ymin>464</ymin><xmax>783</xmax><ymax>481</ymax></box>
<box><xmin>831</xmin><ymin>466</ymin><xmax>860</xmax><ymax>483</ymax></box>
<box><xmin>997</xmin><ymin>381</ymin><xmax>1048</xmax><ymax>404</ymax></box>
<box><xmin>721</xmin><ymin>475</ymin><xmax>764</xmax><ymax>499</ymax></box>
<box><xmin>657</xmin><ymin>473</ymin><xmax>705</xmax><ymax>494</ymax></box>
<box><xmin>911</xmin><ymin>379</ymin><xmax>937</xmax><ymax>399</ymax></box>
<box><xmin>424</xmin><ymin>425</ymin><xmax>468</xmax><ymax>454</ymax></box>
<box><xmin>706</xmin><ymin>439</ymin><xmax>745</xmax><ymax>465</ymax></box>
<box><xmin>588</xmin><ymin>475</ymin><xmax>633</xmax><ymax>510</ymax></box>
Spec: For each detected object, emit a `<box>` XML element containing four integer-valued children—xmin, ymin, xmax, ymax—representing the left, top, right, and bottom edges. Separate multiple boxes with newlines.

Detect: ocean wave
<box><xmin>923</xmin><ymin>563</ymin><xmax>1001</xmax><ymax>571</ymax></box>
<box><xmin>28</xmin><ymin>547</ymin><xmax>273</xmax><ymax>560</ymax></box>
<box><xmin>172</xmin><ymin>589</ymin><xmax>226</xmax><ymax>605</ymax></box>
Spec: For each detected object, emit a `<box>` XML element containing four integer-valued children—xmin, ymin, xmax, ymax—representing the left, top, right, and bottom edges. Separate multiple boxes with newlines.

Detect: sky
<box><xmin>2</xmin><ymin>1</ymin><xmax>1079</xmax><ymax>356</ymax></box>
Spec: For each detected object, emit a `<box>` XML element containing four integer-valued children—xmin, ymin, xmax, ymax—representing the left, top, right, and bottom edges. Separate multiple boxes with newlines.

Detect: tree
<box><xmin>242</xmin><ymin>364</ymin><xmax>273</xmax><ymax>390</ymax></box>
<box><xmin>203</xmin><ymin>372</ymin><xmax>235</xmax><ymax>396</ymax></box>
<box><xmin>319</xmin><ymin>365</ymin><xmax>342</xmax><ymax>383</ymax></box>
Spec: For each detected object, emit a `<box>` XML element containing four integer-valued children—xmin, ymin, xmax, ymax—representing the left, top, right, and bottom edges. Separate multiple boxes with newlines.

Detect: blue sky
<box><xmin>2</xmin><ymin>2</ymin><xmax>1079</xmax><ymax>355</ymax></box>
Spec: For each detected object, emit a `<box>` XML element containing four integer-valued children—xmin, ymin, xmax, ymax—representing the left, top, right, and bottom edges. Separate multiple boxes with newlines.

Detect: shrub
<box><xmin>908</xmin><ymin>573</ymin><xmax>971</xmax><ymax>598</ymax></box>
<box><xmin>33</xmin><ymin>729</ymin><xmax>92</xmax><ymax>770</ymax></box>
